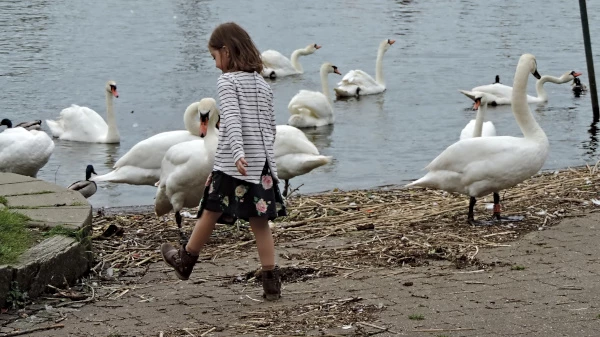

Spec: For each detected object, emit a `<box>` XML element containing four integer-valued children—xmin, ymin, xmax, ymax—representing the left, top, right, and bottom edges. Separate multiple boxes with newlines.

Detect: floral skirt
<box><xmin>197</xmin><ymin>162</ymin><xmax>287</xmax><ymax>225</ymax></box>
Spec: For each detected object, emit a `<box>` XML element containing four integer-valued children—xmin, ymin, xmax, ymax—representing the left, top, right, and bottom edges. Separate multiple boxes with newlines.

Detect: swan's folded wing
<box><xmin>288</xmin><ymin>91</ymin><xmax>332</xmax><ymax>120</ymax></box>
<box><xmin>261</xmin><ymin>50</ymin><xmax>293</xmax><ymax>70</ymax></box>
<box><xmin>58</xmin><ymin>105</ymin><xmax>108</xmax><ymax>138</ymax></box>
<box><xmin>114</xmin><ymin>131</ymin><xmax>197</xmax><ymax>169</ymax></box>
<box><xmin>338</xmin><ymin>70</ymin><xmax>378</xmax><ymax>88</ymax></box>
<box><xmin>471</xmin><ymin>83</ymin><xmax>513</xmax><ymax>99</ymax></box>
<box><xmin>275</xmin><ymin>125</ymin><xmax>319</xmax><ymax>157</ymax></box>
<box><xmin>426</xmin><ymin>136</ymin><xmax>518</xmax><ymax>174</ymax></box>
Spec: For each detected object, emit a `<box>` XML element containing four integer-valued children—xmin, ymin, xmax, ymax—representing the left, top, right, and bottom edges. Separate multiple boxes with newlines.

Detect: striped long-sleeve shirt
<box><xmin>213</xmin><ymin>71</ymin><xmax>278</xmax><ymax>184</ymax></box>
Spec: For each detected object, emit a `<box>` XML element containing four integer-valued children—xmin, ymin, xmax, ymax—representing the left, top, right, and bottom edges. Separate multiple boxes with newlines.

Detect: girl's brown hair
<box><xmin>209</xmin><ymin>22</ymin><xmax>263</xmax><ymax>73</ymax></box>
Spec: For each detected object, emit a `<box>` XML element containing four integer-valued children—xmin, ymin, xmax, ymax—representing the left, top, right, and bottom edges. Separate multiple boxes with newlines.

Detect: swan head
<box><xmin>198</xmin><ymin>97</ymin><xmax>219</xmax><ymax>138</ymax></box>
<box><xmin>380</xmin><ymin>39</ymin><xmax>396</xmax><ymax>53</ymax></box>
<box><xmin>105</xmin><ymin>80</ymin><xmax>119</xmax><ymax>98</ymax></box>
<box><xmin>472</xmin><ymin>92</ymin><xmax>494</xmax><ymax>110</ymax></box>
<box><xmin>85</xmin><ymin>164</ymin><xmax>97</xmax><ymax>181</ymax></box>
<box><xmin>519</xmin><ymin>54</ymin><xmax>541</xmax><ymax>80</ymax></box>
<box><xmin>0</xmin><ymin>118</ymin><xmax>12</xmax><ymax>128</ymax></box>
<box><xmin>320</xmin><ymin>62</ymin><xmax>341</xmax><ymax>76</ymax></box>
<box><xmin>565</xmin><ymin>70</ymin><xmax>582</xmax><ymax>81</ymax></box>
<box><xmin>305</xmin><ymin>43</ymin><xmax>322</xmax><ymax>54</ymax></box>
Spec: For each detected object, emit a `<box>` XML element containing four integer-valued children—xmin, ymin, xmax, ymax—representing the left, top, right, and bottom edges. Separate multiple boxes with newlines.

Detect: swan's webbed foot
<box><xmin>355</xmin><ymin>87</ymin><xmax>361</xmax><ymax>97</ymax></box>
<box><xmin>467</xmin><ymin>196</ymin><xmax>496</xmax><ymax>226</ymax></box>
<box><xmin>491</xmin><ymin>193</ymin><xmax>524</xmax><ymax>222</ymax></box>
<box><xmin>468</xmin><ymin>218</ymin><xmax>497</xmax><ymax>226</ymax></box>
<box><xmin>269</xmin><ymin>71</ymin><xmax>276</xmax><ymax>79</ymax></box>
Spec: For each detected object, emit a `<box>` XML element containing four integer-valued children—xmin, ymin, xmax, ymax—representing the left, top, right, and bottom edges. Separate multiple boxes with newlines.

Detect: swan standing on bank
<box><xmin>261</xmin><ymin>43</ymin><xmax>321</xmax><ymax>79</ymax></box>
<box><xmin>288</xmin><ymin>62</ymin><xmax>341</xmax><ymax>128</ymax></box>
<box><xmin>408</xmin><ymin>53</ymin><xmax>548</xmax><ymax>225</ymax></box>
<box><xmin>67</xmin><ymin>165</ymin><xmax>98</xmax><ymax>199</ymax></box>
<box><xmin>460</xmin><ymin>71</ymin><xmax>581</xmax><ymax>105</ymax></box>
<box><xmin>459</xmin><ymin>92</ymin><xmax>497</xmax><ymax>140</ymax></box>
<box><xmin>275</xmin><ymin>125</ymin><xmax>332</xmax><ymax>196</ymax></box>
<box><xmin>334</xmin><ymin>39</ymin><xmax>395</xmax><ymax>97</ymax></box>
<box><xmin>154</xmin><ymin>100</ymin><xmax>220</xmax><ymax>237</ymax></box>
<box><xmin>0</xmin><ymin>128</ymin><xmax>54</xmax><ymax>177</ymax></box>
<box><xmin>1</xmin><ymin>119</ymin><xmax>43</xmax><ymax>131</ymax></box>
<box><xmin>47</xmin><ymin>81</ymin><xmax>120</xmax><ymax>143</ymax></box>
<box><xmin>92</xmin><ymin>100</ymin><xmax>212</xmax><ymax>186</ymax></box>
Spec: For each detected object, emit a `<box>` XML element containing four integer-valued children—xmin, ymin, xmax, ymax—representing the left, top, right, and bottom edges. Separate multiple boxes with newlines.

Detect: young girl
<box><xmin>161</xmin><ymin>22</ymin><xmax>287</xmax><ymax>300</ymax></box>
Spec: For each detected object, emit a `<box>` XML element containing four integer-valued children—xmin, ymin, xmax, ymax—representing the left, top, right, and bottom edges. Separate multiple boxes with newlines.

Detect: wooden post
<box><xmin>579</xmin><ymin>0</ymin><xmax>600</xmax><ymax>122</ymax></box>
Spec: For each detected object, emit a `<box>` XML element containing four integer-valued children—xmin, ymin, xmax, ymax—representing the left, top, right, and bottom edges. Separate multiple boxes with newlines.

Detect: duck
<box><xmin>67</xmin><ymin>165</ymin><xmax>98</xmax><ymax>199</ymax></box>
<box><xmin>274</xmin><ymin>125</ymin><xmax>332</xmax><ymax>196</ymax></box>
<box><xmin>493</xmin><ymin>75</ymin><xmax>500</xmax><ymax>84</ymax></box>
<box><xmin>407</xmin><ymin>53</ymin><xmax>548</xmax><ymax>225</ymax></box>
<box><xmin>261</xmin><ymin>43</ymin><xmax>321</xmax><ymax>79</ymax></box>
<box><xmin>91</xmin><ymin>100</ymin><xmax>210</xmax><ymax>186</ymax></box>
<box><xmin>572</xmin><ymin>77</ymin><xmax>587</xmax><ymax>97</ymax></box>
<box><xmin>288</xmin><ymin>62</ymin><xmax>341</xmax><ymax>128</ymax></box>
<box><xmin>334</xmin><ymin>39</ymin><xmax>395</xmax><ymax>97</ymax></box>
<box><xmin>1</xmin><ymin>119</ymin><xmax>43</xmax><ymax>131</ymax></box>
<box><xmin>154</xmin><ymin>99</ymin><xmax>220</xmax><ymax>238</ymax></box>
<box><xmin>460</xmin><ymin>70</ymin><xmax>582</xmax><ymax>105</ymax></box>
<box><xmin>46</xmin><ymin>81</ymin><xmax>120</xmax><ymax>143</ymax></box>
<box><xmin>0</xmin><ymin>127</ymin><xmax>54</xmax><ymax>177</ymax></box>
<box><xmin>459</xmin><ymin>92</ymin><xmax>497</xmax><ymax>140</ymax></box>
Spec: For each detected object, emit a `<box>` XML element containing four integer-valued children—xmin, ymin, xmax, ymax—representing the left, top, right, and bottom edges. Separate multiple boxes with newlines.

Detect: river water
<box><xmin>1</xmin><ymin>0</ymin><xmax>599</xmax><ymax>207</ymax></box>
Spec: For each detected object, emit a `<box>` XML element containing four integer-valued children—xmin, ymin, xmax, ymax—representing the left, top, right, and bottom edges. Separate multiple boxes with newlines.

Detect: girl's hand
<box><xmin>236</xmin><ymin>157</ymin><xmax>248</xmax><ymax>176</ymax></box>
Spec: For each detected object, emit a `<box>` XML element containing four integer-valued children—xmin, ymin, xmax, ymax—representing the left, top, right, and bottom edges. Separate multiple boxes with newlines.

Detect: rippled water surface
<box><xmin>2</xmin><ymin>0</ymin><xmax>600</xmax><ymax>207</ymax></box>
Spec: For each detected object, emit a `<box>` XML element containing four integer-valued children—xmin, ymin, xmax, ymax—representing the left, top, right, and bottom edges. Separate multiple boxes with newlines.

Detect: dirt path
<box><xmin>2</xmin><ymin>211</ymin><xmax>599</xmax><ymax>337</ymax></box>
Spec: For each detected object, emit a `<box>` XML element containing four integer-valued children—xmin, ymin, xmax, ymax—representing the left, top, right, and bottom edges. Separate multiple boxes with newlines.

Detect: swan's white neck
<box><xmin>320</xmin><ymin>67</ymin><xmax>332</xmax><ymax>102</ymax></box>
<box><xmin>290</xmin><ymin>46</ymin><xmax>311</xmax><ymax>73</ymax></box>
<box><xmin>105</xmin><ymin>91</ymin><xmax>119</xmax><ymax>142</ymax></box>
<box><xmin>204</xmin><ymin>113</ymin><xmax>220</xmax><ymax>150</ymax></box>
<box><xmin>472</xmin><ymin>102</ymin><xmax>487</xmax><ymax>138</ymax></box>
<box><xmin>375</xmin><ymin>44</ymin><xmax>387</xmax><ymax>85</ymax></box>
<box><xmin>183</xmin><ymin>102</ymin><xmax>201</xmax><ymax>136</ymax></box>
<box><xmin>512</xmin><ymin>62</ymin><xmax>547</xmax><ymax>141</ymax></box>
<box><xmin>535</xmin><ymin>74</ymin><xmax>571</xmax><ymax>102</ymax></box>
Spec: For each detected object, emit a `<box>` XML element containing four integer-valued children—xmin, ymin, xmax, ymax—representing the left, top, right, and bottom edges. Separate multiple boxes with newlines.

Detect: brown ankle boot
<box><xmin>262</xmin><ymin>266</ymin><xmax>281</xmax><ymax>301</ymax></box>
<box><xmin>161</xmin><ymin>243</ymin><xmax>198</xmax><ymax>280</ymax></box>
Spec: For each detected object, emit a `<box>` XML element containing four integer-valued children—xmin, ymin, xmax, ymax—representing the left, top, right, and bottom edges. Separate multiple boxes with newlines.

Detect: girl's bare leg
<box><xmin>249</xmin><ymin>216</ymin><xmax>275</xmax><ymax>269</ymax></box>
<box><xmin>185</xmin><ymin>210</ymin><xmax>222</xmax><ymax>255</ymax></box>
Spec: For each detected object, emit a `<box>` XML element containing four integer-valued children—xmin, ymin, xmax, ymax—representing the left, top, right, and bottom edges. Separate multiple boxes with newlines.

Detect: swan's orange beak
<box><xmin>388</xmin><ymin>39</ymin><xmax>396</xmax><ymax>45</ymax></box>
<box><xmin>111</xmin><ymin>88</ymin><xmax>119</xmax><ymax>98</ymax></box>
<box><xmin>473</xmin><ymin>99</ymin><xmax>481</xmax><ymax>111</ymax></box>
<box><xmin>315</xmin><ymin>45</ymin><xmax>322</xmax><ymax>49</ymax></box>
<box><xmin>334</xmin><ymin>69</ymin><xmax>341</xmax><ymax>75</ymax></box>
<box><xmin>573</xmin><ymin>72</ymin><xmax>583</xmax><ymax>77</ymax></box>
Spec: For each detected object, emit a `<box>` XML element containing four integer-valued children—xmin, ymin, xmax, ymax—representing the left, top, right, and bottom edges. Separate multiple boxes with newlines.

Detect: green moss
<box><xmin>43</xmin><ymin>225</ymin><xmax>80</xmax><ymax>240</ymax></box>
<box><xmin>0</xmin><ymin>196</ymin><xmax>7</xmax><ymax>206</ymax></box>
<box><xmin>408</xmin><ymin>314</ymin><xmax>425</xmax><ymax>320</ymax></box>
<box><xmin>0</xmin><ymin>209</ymin><xmax>33</xmax><ymax>264</ymax></box>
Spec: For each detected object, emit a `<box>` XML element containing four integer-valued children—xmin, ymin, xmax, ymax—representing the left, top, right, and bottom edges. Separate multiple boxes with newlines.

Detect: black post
<box><xmin>579</xmin><ymin>0</ymin><xmax>600</xmax><ymax>122</ymax></box>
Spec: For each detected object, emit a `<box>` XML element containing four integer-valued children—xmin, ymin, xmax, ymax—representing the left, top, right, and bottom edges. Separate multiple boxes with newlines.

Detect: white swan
<box><xmin>459</xmin><ymin>92</ymin><xmax>497</xmax><ymax>140</ymax></box>
<box><xmin>67</xmin><ymin>165</ymin><xmax>98</xmax><ymax>199</ymax></box>
<box><xmin>261</xmin><ymin>43</ymin><xmax>321</xmax><ymax>79</ymax></box>
<box><xmin>460</xmin><ymin>71</ymin><xmax>582</xmax><ymax>105</ymax></box>
<box><xmin>274</xmin><ymin>125</ymin><xmax>332</xmax><ymax>196</ymax></box>
<box><xmin>1</xmin><ymin>119</ymin><xmax>43</xmax><ymax>131</ymax></box>
<box><xmin>334</xmin><ymin>39</ymin><xmax>395</xmax><ymax>97</ymax></box>
<box><xmin>92</xmin><ymin>101</ymin><xmax>208</xmax><ymax>186</ymax></box>
<box><xmin>407</xmin><ymin>53</ymin><xmax>548</xmax><ymax>225</ymax></box>
<box><xmin>46</xmin><ymin>81</ymin><xmax>120</xmax><ymax>143</ymax></box>
<box><xmin>0</xmin><ymin>128</ymin><xmax>54</xmax><ymax>177</ymax></box>
<box><xmin>154</xmin><ymin>98</ymin><xmax>220</xmax><ymax>231</ymax></box>
<box><xmin>288</xmin><ymin>62</ymin><xmax>341</xmax><ymax>128</ymax></box>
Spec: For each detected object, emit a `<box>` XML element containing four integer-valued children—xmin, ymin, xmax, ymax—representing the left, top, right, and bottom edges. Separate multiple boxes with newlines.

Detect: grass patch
<box><xmin>0</xmin><ymin>196</ymin><xmax>7</xmax><ymax>206</ymax></box>
<box><xmin>23</xmin><ymin>190</ymin><xmax>54</xmax><ymax>195</ymax></box>
<box><xmin>408</xmin><ymin>314</ymin><xmax>425</xmax><ymax>320</ymax></box>
<box><xmin>0</xmin><ymin>208</ymin><xmax>33</xmax><ymax>264</ymax></box>
<box><xmin>70</xmin><ymin>201</ymin><xmax>88</xmax><ymax>206</ymax></box>
<box><xmin>43</xmin><ymin>225</ymin><xmax>80</xmax><ymax>240</ymax></box>
<box><xmin>511</xmin><ymin>265</ymin><xmax>526</xmax><ymax>271</ymax></box>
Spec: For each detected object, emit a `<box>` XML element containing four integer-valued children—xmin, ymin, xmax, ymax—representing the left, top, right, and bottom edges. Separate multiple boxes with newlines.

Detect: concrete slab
<box><xmin>0</xmin><ymin>180</ymin><xmax>65</xmax><ymax>196</ymax></box>
<box><xmin>0</xmin><ymin>173</ymin><xmax>36</xmax><ymax>185</ymax></box>
<box><xmin>5</xmin><ymin>190</ymin><xmax>88</xmax><ymax>208</ymax></box>
<box><xmin>13</xmin><ymin>207</ymin><xmax>92</xmax><ymax>230</ymax></box>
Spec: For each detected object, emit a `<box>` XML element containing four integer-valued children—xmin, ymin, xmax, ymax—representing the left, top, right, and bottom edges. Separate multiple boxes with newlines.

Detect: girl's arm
<box><xmin>217</xmin><ymin>76</ymin><xmax>245</xmax><ymax>163</ymax></box>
